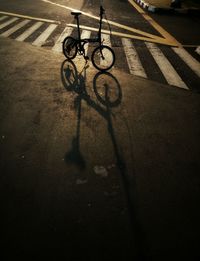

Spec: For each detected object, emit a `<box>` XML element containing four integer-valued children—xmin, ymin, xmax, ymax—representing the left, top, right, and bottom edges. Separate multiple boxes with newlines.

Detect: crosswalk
<box><xmin>122</xmin><ymin>38</ymin><xmax>147</xmax><ymax>78</ymax></box>
<box><xmin>0</xmin><ymin>14</ymin><xmax>200</xmax><ymax>91</ymax></box>
<box><xmin>32</xmin><ymin>24</ymin><xmax>57</xmax><ymax>46</ymax></box>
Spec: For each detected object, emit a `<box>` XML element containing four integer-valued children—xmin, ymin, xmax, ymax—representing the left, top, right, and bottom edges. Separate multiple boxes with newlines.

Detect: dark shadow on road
<box><xmin>62</xmin><ymin>60</ymin><xmax>86</xmax><ymax>170</ymax></box>
<box><xmin>60</xmin><ymin>59</ymin><xmax>148</xmax><ymax>258</ymax></box>
<box><xmin>61</xmin><ymin>59</ymin><xmax>122</xmax><ymax>171</ymax></box>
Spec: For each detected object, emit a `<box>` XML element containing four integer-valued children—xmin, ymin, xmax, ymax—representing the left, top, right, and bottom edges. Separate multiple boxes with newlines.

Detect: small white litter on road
<box><xmin>107</xmin><ymin>164</ymin><xmax>115</xmax><ymax>170</ymax></box>
<box><xmin>94</xmin><ymin>166</ymin><xmax>108</xmax><ymax>177</ymax></box>
<box><xmin>76</xmin><ymin>179</ymin><xmax>88</xmax><ymax>185</ymax></box>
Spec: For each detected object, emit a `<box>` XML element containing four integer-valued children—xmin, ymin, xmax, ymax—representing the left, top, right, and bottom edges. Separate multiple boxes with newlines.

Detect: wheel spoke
<box><xmin>63</xmin><ymin>37</ymin><xmax>77</xmax><ymax>59</ymax></box>
<box><xmin>92</xmin><ymin>45</ymin><xmax>115</xmax><ymax>71</ymax></box>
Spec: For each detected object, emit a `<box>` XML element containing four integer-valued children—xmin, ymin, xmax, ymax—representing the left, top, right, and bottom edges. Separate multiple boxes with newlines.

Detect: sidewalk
<box><xmin>133</xmin><ymin>0</ymin><xmax>200</xmax><ymax>13</ymax></box>
<box><xmin>147</xmin><ymin>0</ymin><xmax>200</xmax><ymax>8</ymax></box>
<box><xmin>0</xmin><ymin>37</ymin><xmax>200</xmax><ymax>259</ymax></box>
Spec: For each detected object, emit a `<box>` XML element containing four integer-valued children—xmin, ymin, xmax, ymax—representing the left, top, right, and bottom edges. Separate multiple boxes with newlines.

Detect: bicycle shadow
<box><xmin>60</xmin><ymin>59</ymin><xmax>148</xmax><ymax>257</ymax></box>
<box><xmin>61</xmin><ymin>59</ymin><xmax>122</xmax><ymax>170</ymax></box>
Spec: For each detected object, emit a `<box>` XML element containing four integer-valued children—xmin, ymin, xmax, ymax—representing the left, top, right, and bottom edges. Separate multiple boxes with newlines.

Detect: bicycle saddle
<box><xmin>71</xmin><ymin>12</ymin><xmax>82</xmax><ymax>16</ymax></box>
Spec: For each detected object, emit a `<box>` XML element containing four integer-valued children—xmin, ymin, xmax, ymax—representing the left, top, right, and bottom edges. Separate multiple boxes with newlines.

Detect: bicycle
<box><xmin>62</xmin><ymin>5</ymin><xmax>115</xmax><ymax>71</ymax></box>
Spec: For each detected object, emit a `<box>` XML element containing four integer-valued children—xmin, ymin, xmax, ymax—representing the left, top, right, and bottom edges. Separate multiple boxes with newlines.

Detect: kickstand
<box><xmin>83</xmin><ymin>57</ymin><xmax>89</xmax><ymax>69</ymax></box>
<box><xmin>84</xmin><ymin>55</ymin><xmax>89</xmax><ymax>61</ymax></box>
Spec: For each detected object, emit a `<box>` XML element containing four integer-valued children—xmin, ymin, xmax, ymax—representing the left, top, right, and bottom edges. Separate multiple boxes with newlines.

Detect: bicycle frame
<box><xmin>73</xmin><ymin>5</ymin><xmax>105</xmax><ymax>52</ymax></box>
<box><xmin>63</xmin><ymin>5</ymin><xmax>115</xmax><ymax>71</ymax></box>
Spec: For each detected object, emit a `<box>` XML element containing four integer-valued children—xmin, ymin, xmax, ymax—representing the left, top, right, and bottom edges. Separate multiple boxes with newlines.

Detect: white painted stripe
<box><xmin>16</xmin><ymin>21</ymin><xmax>43</xmax><ymax>42</ymax></box>
<box><xmin>102</xmin><ymin>33</ymin><xmax>111</xmax><ymax>47</ymax></box>
<box><xmin>41</xmin><ymin>0</ymin><xmax>168</xmax><ymax>44</ymax></box>
<box><xmin>122</xmin><ymin>38</ymin><xmax>147</xmax><ymax>78</ymax></box>
<box><xmin>196</xmin><ymin>46</ymin><xmax>200</xmax><ymax>55</ymax></box>
<box><xmin>81</xmin><ymin>30</ymin><xmax>91</xmax><ymax>56</ymax></box>
<box><xmin>32</xmin><ymin>23</ymin><xmax>57</xmax><ymax>46</ymax></box>
<box><xmin>172</xmin><ymin>47</ymin><xmax>200</xmax><ymax>78</ymax></box>
<box><xmin>0</xmin><ymin>19</ymin><xmax>30</xmax><ymax>37</ymax></box>
<box><xmin>0</xmin><ymin>11</ymin><xmax>60</xmax><ymax>24</ymax></box>
<box><xmin>52</xmin><ymin>26</ymin><xmax>73</xmax><ymax>52</ymax></box>
<box><xmin>67</xmin><ymin>23</ymin><xmax>175</xmax><ymax>46</ymax></box>
<box><xmin>146</xmin><ymin>42</ymin><xmax>188</xmax><ymax>89</ymax></box>
<box><xmin>0</xmin><ymin>15</ymin><xmax>8</xmax><ymax>22</ymax></box>
<box><xmin>0</xmin><ymin>17</ymin><xmax>19</xmax><ymax>30</ymax></box>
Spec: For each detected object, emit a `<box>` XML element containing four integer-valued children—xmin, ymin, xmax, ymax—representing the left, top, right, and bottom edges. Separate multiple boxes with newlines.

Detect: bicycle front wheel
<box><xmin>63</xmin><ymin>36</ymin><xmax>78</xmax><ymax>59</ymax></box>
<box><xmin>91</xmin><ymin>45</ymin><xmax>115</xmax><ymax>71</ymax></box>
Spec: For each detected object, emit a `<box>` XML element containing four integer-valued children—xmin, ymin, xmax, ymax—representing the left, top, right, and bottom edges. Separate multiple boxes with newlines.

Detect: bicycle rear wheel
<box><xmin>63</xmin><ymin>36</ymin><xmax>78</xmax><ymax>59</ymax></box>
<box><xmin>91</xmin><ymin>45</ymin><xmax>115</xmax><ymax>71</ymax></box>
<box><xmin>61</xmin><ymin>59</ymin><xmax>78</xmax><ymax>91</ymax></box>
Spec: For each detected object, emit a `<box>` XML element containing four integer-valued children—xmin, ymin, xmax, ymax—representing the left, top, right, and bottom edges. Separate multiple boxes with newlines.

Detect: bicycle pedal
<box><xmin>84</xmin><ymin>56</ymin><xmax>89</xmax><ymax>60</ymax></box>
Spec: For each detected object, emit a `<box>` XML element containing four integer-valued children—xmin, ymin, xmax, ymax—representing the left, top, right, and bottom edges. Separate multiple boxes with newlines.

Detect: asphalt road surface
<box><xmin>0</xmin><ymin>0</ymin><xmax>199</xmax><ymax>90</ymax></box>
<box><xmin>0</xmin><ymin>0</ymin><xmax>200</xmax><ymax>259</ymax></box>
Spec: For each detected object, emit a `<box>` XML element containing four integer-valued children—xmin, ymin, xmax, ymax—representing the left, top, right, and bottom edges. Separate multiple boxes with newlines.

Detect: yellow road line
<box><xmin>67</xmin><ymin>23</ymin><xmax>175</xmax><ymax>46</ymax></box>
<box><xmin>0</xmin><ymin>11</ymin><xmax>60</xmax><ymax>24</ymax></box>
<box><xmin>41</xmin><ymin>0</ymin><xmax>168</xmax><ymax>41</ymax></box>
<box><xmin>1</xmin><ymin>1</ymin><xmax>180</xmax><ymax>47</ymax></box>
<box><xmin>128</xmin><ymin>0</ymin><xmax>181</xmax><ymax>46</ymax></box>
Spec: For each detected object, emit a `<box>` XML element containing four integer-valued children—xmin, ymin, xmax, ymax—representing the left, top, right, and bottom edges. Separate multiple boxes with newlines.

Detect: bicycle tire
<box><xmin>93</xmin><ymin>72</ymin><xmax>122</xmax><ymax>107</ymax></box>
<box><xmin>63</xmin><ymin>36</ymin><xmax>78</xmax><ymax>59</ymax></box>
<box><xmin>61</xmin><ymin>59</ymin><xmax>78</xmax><ymax>91</ymax></box>
<box><xmin>91</xmin><ymin>45</ymin><xmax>115</xmax><ymax>71</ymax></box>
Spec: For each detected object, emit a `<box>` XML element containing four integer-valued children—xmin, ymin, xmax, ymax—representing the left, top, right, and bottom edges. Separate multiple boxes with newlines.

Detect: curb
<box><xmin>133</xmin><ymin>0</ymin><xmax>200</xmax><ymax>14</ymax></box>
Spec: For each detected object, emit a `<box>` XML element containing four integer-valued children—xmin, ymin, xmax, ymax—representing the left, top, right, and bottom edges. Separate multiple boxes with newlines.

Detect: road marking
<box><xmin>67</xmin><ymin>24</ymin><xmax>173</xmax><ymax>45</ymax></box>
<box><xmin>122</xmin><ymin>38</ymin><xmax>147</xmax><ymax>78</ymax></box>
<box><xmin>0</xmin><ymin>19</ymin><xmax>30</xmax><ymax>37</ymax></box>
<box><xmin>41</xmin><ymin>0</ymin><xmax>172</xmax><ymax>44</ymax></box>
<box><xmin>146</xmin><ymin>42</ymin><xmax>188</xmax><ymax>89</ymax></box>
<box><xmin>0</xmin><ymin>12</ymin><xmax>198</xmax><ymax>90</ymax></box>
<box><xmin>0</xmin><ymin>11</ymin><xmax>60</xmax><ymax>24</ymax></box>
<box><xmin>52</xmin><ymin>26</ymin><xmax>73</xmax><ymax>52</ymax></box>
<box><xmin>2</xmin><ymin>10</ymin><xmax>168</xmax><ymax>44</ymax></box>
<box><xmin>32</xmin><ymin>23</ymin><xmax>58</xmax><ymax>46</ymax></box>
<box><xmin>0</xmin><ymin>6</ymin><xmax>176</xmax><ymax>46</ymax></box>
<box><xmin>16</xmin><ymin>21</ymin><xmax>43</xmax><ymax>41</ymax></box>
<box><xmin>0</xmin><ymin>17</ymin><xmax>19</xmax><ymax>30</ymax></box>
<box><xmin>128</xmin><ymin>0</ymin><xmax>181</xmax><ymax>47</ymax></box>
<box><xmin>81</xmin><ymin>30</ymin><xmax>91</xmax><ymax>56</ymax></box>
<box><xmin>172</xmin><ymin>47</ymin><xmax>200</xmax><ymax>77</ymax></box>
<box><xmin>0</xmin><ymin>15</ymin><xmax>8</xmax><ymax>22</ymax></box>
